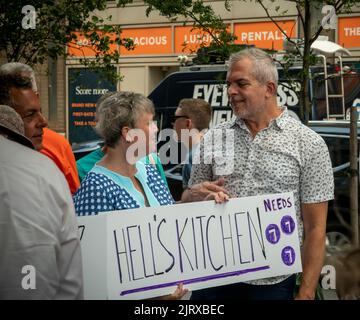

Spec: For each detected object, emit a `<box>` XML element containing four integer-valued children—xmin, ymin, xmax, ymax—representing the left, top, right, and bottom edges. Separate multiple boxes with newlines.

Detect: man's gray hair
<box><xmin>228</xmin><ymin>48</ymin><xmax>278</xmax><ymax>90</ymax></box>
<box><xmin>0</xmin><ymin>62</ymin><xmax>38</xmax><ymax>92</ymax></box>
<box><xmin>95</xmin><ymin>91</ymin><xmax>155</xmax><ymax>147</ymax></box>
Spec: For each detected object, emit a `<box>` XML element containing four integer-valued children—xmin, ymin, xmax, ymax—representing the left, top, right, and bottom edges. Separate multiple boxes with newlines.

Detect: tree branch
<box><xmin>296</xmin><ymin>3</ymin><xmax>305</xmax><ymax>30</ymax></box>
<box><xmin>335</xmin><ymin>1</ymin><xmax>345</xmax><ymax>13</ymax></box>
<box><xmin>257</xmin><ymin>0</ymin><xmax>297</xmax><ymax>45</ymax></box>
<box><xmin>186</xmin><ymin>11</ymin><xmax>223</xmax><ymax>47</ymax></box>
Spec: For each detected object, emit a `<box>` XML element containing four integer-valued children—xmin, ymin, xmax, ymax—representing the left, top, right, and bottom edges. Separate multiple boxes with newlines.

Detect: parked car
<box><xmin>72</xmin><ymin>139</ymin><xmax>103</xmax><ymax>161</ymax></box>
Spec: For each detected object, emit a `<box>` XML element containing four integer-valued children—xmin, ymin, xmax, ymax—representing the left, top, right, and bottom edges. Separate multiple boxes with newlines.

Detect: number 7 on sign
<box><xmin>281</xmin><ymin>246</ymin><xmax>295</xmax><ymax>266</ymax></box>
<box><xmin>281</xmin><ymin>216</ymin><xmax>295</xmax><ymax>235</ymax></box>
<box><xmin>284</xmin><ymin>249</ymin><xmax>293</xmax><ymax>264</ymax></box>
<box><xmin>269</xmin><ymin>228</ymin><xmax>277</xmax><ymax>243</ymax></box>
<box><xmin>265</xmin><ymin>224</ymin><xmax>280</xmax><ymax>244</ymax></box>
<box><xmin>78</xmin><ymin>225</ymin><xmax>85</xmax><ymax>240</ymax></box>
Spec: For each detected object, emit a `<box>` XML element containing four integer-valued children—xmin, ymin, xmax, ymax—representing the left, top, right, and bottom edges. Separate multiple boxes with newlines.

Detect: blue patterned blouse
<box><xmin>74</xmin><ymin>161</ymin><xmax>174</xmax><ymax>216</ymax></box>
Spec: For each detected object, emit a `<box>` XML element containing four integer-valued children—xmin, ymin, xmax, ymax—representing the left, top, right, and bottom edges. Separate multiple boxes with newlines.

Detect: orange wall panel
<box><xmin>120</xmin><ymin>27</ymin><xmax>172</xmax><ymax>55</ymax></box>
<box><xmin>175</xmin><ymin>26</ymin><xmax>213</xmax><ymax>54</ymax></box>
<box><xmin>68</xmin><ymin>32</ymin><xmax>117</xmax><ymax>57</ymax></box>
<box><xmin>234</xmin><ymin>20</ymin><xmax>297</xmax><ymax>50</ymax></box>
<box><xmin>338</xmin><ymin>16</ymin><xmax>360</xmax><ymax>49</ymax></box>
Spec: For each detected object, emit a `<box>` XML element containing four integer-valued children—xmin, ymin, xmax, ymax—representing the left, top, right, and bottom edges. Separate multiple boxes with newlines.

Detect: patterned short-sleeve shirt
<box><xmin>74</xmin><ymin>161</ymin><xmax>174</xmax><ymax>216</ymax></box>
<box><xmin>189</xmin><ymin>108</ymin><xmax>334</xmax><ymax>285</ymax></box>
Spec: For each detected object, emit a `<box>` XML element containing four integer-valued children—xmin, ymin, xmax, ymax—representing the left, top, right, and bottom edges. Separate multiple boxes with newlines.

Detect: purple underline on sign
<box><xmin>120</xmin><ymin>265</ymin><xmax>270</xmax><ymax>296</ymax></box>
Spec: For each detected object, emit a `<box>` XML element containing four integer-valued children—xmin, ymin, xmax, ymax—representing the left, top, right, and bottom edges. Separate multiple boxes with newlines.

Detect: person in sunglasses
<box><xmin>172</xmin><ymin>98</ymin><xmax>212</xmax><ymax>189</ymax></box>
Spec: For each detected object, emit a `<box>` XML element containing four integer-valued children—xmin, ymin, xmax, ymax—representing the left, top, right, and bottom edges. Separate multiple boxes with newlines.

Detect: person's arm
<box><xmin>296</xmin><ymin>135</ymin><xmax>334</xmax><ymax>299</ymax></box>
<box><xmin>181</xmin><ymin>134</ymin><xmax>230</xmax><ymax>203</ymax></box>
<box><xmin>296</xmin><ymin>201</ymin><xmax>328</xmax><ymax>300</ymax></box>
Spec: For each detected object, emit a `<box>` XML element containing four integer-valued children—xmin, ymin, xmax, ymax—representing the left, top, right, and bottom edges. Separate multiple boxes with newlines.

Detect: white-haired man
<box><xmin>185</xmin><ymin>48</ymin><xmax>334</xmax><ymax>300</ymax></box>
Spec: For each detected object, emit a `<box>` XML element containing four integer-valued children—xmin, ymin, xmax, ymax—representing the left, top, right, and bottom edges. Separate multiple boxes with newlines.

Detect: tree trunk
<box><xmin>300</xmin><ymin>0</ymin><xmax>311</xmax><ymax>124</ymax></box>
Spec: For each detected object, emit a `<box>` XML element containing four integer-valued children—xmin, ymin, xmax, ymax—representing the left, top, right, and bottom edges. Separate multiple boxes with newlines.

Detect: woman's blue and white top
<box><xmin>74</xmin><ymin>161</ymin><xmax>174</xmax><ymax>216</ymax></box>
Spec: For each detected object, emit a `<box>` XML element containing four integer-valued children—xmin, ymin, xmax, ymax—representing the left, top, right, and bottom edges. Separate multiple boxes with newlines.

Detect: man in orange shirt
<box><xmin>0</xmin><ymin>62</ymin><xmax>80</xmax><ymax>194</ymax></box>
<box><xmin>40</xmin><ymin>127</ymin><xmax>80</xmax><ymax>194</ymax></box>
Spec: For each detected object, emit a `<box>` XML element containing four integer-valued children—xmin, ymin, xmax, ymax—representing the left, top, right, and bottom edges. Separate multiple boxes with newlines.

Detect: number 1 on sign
<box><xmin>285</xmin><ymin>221</ymin><xmax>291</xmax><ymax>233</ymax></box>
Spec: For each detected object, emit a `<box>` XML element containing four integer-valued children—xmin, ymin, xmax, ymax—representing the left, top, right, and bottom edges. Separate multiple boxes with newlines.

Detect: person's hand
<box><xmin>188</xmin><ymin>177</ymin><xmax>230</xmax><ymax>203</ymax></box>
<box><xmin>156</xmin><ymin>283</ymin><xmax>188</xmax><ymax>300</ymax></box>
<box><xmin>204</xmin><ymin>190</ymin><xmax>230</xmax><ymax>203</ymax></box>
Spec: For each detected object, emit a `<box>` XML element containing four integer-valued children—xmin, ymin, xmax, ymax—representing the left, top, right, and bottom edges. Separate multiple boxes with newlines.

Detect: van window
<box><xmin>322</xmin><ymin>135</ymin><xmax>359</xmax><ymax>169</ymax></box>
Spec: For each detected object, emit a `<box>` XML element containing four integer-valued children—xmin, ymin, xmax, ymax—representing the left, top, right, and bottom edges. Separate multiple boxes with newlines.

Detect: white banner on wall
<box><xmin>78</xmin><ymin>192</ymin><xmax>302</xmax><ymax>300</ymax></box>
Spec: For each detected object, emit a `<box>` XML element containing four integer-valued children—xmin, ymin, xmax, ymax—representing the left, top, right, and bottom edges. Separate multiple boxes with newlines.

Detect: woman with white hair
<box><xmin>74</xmin><ymin>91</ymin><xmax>174</xmax><ymax>214</ymax></box>
<box><xmin>73</xmin><ymin>91</ymin><xmax>187</xmax><ymax>299</ymax></box>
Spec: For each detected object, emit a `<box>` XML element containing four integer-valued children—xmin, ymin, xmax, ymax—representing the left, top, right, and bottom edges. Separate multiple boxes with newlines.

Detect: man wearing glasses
<box><xmin>172</xmin><ymin>98</ymin><xmax>212</xmax><ymax>188</ymax></box>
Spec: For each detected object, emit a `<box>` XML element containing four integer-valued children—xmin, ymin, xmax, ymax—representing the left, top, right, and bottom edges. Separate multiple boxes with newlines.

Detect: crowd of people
<box><xmin>0</xmin><ymin>49</ymin><xmax>358</xmax><ymax>300</ymax></box>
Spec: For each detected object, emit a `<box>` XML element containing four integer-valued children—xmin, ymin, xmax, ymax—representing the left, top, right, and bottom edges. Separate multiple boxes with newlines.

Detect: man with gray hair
<box><xmin>0</xmin><ymin>62</ymin><xmax>80</xmax><ymax>194</ymax></box>
<box><xmin>184</xmin><ymin>48</ymin><xmax>334</xmax><ymax>300</ymax></box>
<box><xmin>0</xmin><ymin>73</ymin><xmax>47</xmax><ymax>150</ymax></box>
<box><xmin>0</xmin><ymin>105</ymin><xmax>83</xmax><ymax>299</ymax></box>
<box><xmin>0</xmin><ymin>62</ymin><xmax>38</xmax><ymax>91</ymax></box>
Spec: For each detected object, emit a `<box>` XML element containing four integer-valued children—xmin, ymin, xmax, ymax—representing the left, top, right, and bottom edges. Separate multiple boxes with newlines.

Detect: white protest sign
<box><xmin>78</xmin><ymin>192</ymin><xmax>302</xmax><ymax>300</ymax></box>
<box><xmin>77</xmin><ymin>213</ymin><xmax>107</xmax><ymax>299</ymax></box>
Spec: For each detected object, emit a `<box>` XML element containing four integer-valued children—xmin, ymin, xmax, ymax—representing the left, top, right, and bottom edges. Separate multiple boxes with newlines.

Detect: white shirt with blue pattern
<box><xmin>189</xmin><ymin>108</ymin><xmax>334</xmax><ymax>285</ymax></box>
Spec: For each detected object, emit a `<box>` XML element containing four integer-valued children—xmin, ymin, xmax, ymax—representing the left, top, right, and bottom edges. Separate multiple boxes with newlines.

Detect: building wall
<box><xmin>21</xmin><ymin>1</ymin><xmax>360</xmax><ymax>136</ymax></box>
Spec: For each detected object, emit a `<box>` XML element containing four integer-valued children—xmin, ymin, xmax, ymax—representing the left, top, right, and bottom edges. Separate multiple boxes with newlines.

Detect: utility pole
<box><xmin>350</xmin><ymin>100</ymin><xmax>359</xmax><ymax>246</ymax></box>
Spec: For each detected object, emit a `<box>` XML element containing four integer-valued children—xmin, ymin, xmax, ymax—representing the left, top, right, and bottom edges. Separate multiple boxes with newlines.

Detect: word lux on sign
<box><xmin>183</xmin><ymin>34</ymin><xmax>212</xmax><ymax>44</ymax></box>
